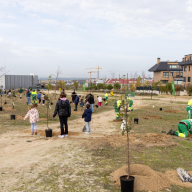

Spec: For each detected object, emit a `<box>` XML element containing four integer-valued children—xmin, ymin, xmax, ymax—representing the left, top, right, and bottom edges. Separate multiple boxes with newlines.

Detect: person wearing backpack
<box><xmin>37</xmin><ymin>92</ymin><xmax>42</xmax><ymax>105</ymax></box>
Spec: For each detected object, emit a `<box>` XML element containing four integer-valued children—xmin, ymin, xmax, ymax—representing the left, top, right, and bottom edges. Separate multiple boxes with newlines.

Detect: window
<box><xmin>163</xmin><ymin>72</ymin><xmax>169</xmax><ymax>78</ymax></box>
<box><xmin>170</xmin><ymin>72</ymin><xmax>173</xmax><ymax>76</ymax></box>
<box><xmin>162</xmin><ymin>80</ymin><xmax>167</xmax><ymax>84</ymax></box>
<box><xmin>180</xmin><ymin>72</ymin><xmax>183</xmax><ymax>77</ymax></box>
<box><xmin>184</xmin><ymin>67</ymin><xmax>187</xmax><ymax>72</ymax></box>
<box><xmin>189</xmin><ymin>66</ymin><xmax>191</xmax><ymax>71</ymax></box>
<box><xmin>169</xmin><ymin>65</ymin><xmax>177</xmax><ymax>68</ymax></box>
<box><xmin>184</xmin><ymin>77</ymin><xmax>186</xmax><ymax>82</ymax></box>
<box><xmin>188</xmin><ymin>77</ymin><xmax>191</xmax><ymax>82</ymax></box>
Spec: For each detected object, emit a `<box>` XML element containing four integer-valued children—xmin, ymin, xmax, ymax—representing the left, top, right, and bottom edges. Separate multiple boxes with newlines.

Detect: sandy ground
<box><xmin>0</xmin><ymin>97</ymin><xmax>190</xmax><ymax>191</ymax></box>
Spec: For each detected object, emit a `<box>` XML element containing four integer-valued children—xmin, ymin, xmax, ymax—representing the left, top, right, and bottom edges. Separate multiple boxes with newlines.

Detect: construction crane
<box><xmin>86</xmin><ymin>65</ymin><xmax>102</xmax><ymax>79</ymax></box>
<box><xmin>88</xmin><ymin>71</ymin><xmax>97</xmax><ymax>83</ymax></box>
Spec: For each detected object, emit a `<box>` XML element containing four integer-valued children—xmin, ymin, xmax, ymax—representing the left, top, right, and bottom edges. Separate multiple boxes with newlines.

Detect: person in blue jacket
<box><xmin>74</xmin><ymin>95</ymin><xmax>81</xmax><ymax>111</ymax></box>
<box><xmin>82</xmin><ymin>104</ymin><xmax>92</xmax><ymax>134</ymax></box>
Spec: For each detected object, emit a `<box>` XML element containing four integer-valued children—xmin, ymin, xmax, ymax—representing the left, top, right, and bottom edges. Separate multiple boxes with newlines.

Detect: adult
<box><xmin>87</xmin><ymin>93</ymin><xmax>95</xmax><ymax>113</ymax></box>
<box><xmin>71</xmin><ymin>90</ymin><xmax>77</xmax><ymax>103</ymax></box>
<box><xmin>26</xmin><ymin>90</ymin><xmax>31</xmax><ymax>105</ymax></box>
<box><xmin>167</xmin><ymin>119</ymin><xmax>192</xmax><ymax>138</ymax></box>
<box><xmin>97</xmin><ymin>96</ymin><xmax>102</xmax><ymax>108</ymax></box>
<box><xmin>105</xmin><ymin>92</ymin><xmax>108</xmax><ymax>105</ymax></box>
<box><xmin>53</xmin><ymin>92</ymin><xmax>71</xmax><ymax>138</ymax></box>
<box><xmin>19</xmin><ymin>87</ymin><xmax>23</xmax><ymax>99</ymax></box>
<box><xmin>186</xmin><ymin>99</ymin><xmax>192</xmax><ymax>119</ymax></box>
<box><xmin>114</xmin><ymin>96</ymin><xmax>123</xmax><ymax>120</ymax></box>
<box><xmin>74</xmin><ymin>95</ymin><xmax>81</xmax><ymax>111</ymax></box>
<box><xmin>31</xmin><ymin>89</ymin><xmax>37</xmax><ymax>104</ymax></box>
<box><xmin>127</xmin><ymin>97</ymin><xmax>133</xmax><ymax>111</ymax></box>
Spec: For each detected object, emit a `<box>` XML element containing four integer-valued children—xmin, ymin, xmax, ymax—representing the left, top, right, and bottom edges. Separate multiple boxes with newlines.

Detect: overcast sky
<box><xmin>0</xmin><ymin>0</ymin><xmax>192</xmax><ymax>79</ymax></box>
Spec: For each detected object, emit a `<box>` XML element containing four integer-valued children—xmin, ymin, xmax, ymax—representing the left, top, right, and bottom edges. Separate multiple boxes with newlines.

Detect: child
<box><xmin>42</xmin><ymin>94</ymin><xmax>45</xmax><ymax>105</ymax></box>
<box><xmin>97</xmin><ymin>96</ymin><xmax>102</xmax><ymax>108</ymax></box>
<box><xmin>24</xmin><ymin>103</ymin><xmax>39</xmax><ymax>135</ymax></box>
<box><xmin>82</xmin><ymin>104</ymin><xmax>92</xmax><ymax>134</ymax></box>
<box><xmin>37</xmin><ymin>92</ymin><xmax>41</xmax><ymax>105</ymax></box>
<box><xmin>80</xmin><ymin>99</ymin><xmax>84</xmax><ymax>111</ymax></box>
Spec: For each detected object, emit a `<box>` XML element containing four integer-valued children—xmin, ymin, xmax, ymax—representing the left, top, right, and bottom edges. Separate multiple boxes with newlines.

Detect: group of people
<box><xmin>24</xmin><ymin>91</ymin><xmax>94</xmax><ymax>137</ymax></box>
<box><xmin>26</xmin><ymin>89</ymin><xmax>46</xmax><ymax>105</ymax></box>
<box><xmin>71</xmin><ymin>91</ymin><xmax>104</xmax><ymax>112</ymax></box>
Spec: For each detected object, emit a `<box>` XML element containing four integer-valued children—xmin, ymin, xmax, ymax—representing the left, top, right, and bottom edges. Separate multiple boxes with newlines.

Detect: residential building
<box><xmin>148</xmin><ymin>58</ymin><xmax>183</xmax><ymax>85</ymax></box>
<box><xmin>179</xmin><ymin>54</ymin><xmax>192</xmax><ymax>86</ymax></box>
<box><xmin>105</xmin><ymin>78</ymin><xmax>137</xmax><ymax>87</ymax></box>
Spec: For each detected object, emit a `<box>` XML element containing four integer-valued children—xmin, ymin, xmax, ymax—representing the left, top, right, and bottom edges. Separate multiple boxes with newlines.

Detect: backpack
<box><xmin>37</xmin><ymin>94</ymin><xmax>41</xmax><ymax>99</ymax></box>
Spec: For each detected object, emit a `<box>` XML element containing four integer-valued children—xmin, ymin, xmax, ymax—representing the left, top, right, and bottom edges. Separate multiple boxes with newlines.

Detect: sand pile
<box><xmin>111</xmin><ymin>164</ymin><xmax>170</xmax><ymax>191</ymax></box>
<box><xmin>111</xmin><ymin>164</ymin><xmax>192</xmax><ymax>191</ymax></box>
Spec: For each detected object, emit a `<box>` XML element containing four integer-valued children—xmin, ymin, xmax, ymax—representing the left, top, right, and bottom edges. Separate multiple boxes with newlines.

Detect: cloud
<box><xmin>0</xmin><ymin>0</ymin><xmax>189</xmax><ymax>39</ymax></box>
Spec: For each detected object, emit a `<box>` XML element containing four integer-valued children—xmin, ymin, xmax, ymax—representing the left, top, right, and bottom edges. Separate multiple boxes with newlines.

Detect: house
<box><xmin>148</xmin><ymin>58</ymin><xmax>183</xmax><ymax>85</ymax></box>
<box><xmin>179</xmin><ymin>54</ymin><xmax>192</xmax><ymax>86</ymax></box>
<box><xmin>105</xmin><ymin>79</ymin><xmax>137</xmax><ymax>87</ymax></box>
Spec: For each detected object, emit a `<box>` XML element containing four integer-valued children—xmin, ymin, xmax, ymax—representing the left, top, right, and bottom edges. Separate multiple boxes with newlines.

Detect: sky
<box><xmin>0</xmin><ymin>0</ymin><xmax>192</xmax><ymax>79</ymax></box>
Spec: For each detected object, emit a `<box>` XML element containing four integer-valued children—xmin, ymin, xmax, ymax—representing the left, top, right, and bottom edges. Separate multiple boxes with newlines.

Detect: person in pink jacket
<box><xmin>24</xmin><ymin>103</ymin><xmax>39</xmax><ymax>135</ymax></box>
<box><xmin>97</xmin><ymin>96</ymin><xmax>102</xmax><ymax>108</ymax></box>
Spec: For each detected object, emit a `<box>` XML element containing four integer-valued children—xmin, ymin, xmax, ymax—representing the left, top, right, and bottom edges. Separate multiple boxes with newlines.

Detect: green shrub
<box><xmin>114</xmin><ymin>83</ymin><xmax>121</xmax><ymax>89</ymax></box>
<box><xmin>186</xmin><ymin>85</ymin><xmax>192</xmax><ymax>96</ymax></box>
<box><xmin>107</xmin><ymin>84</ymin><xmax>113</xmax><ymax>90</ymax></box>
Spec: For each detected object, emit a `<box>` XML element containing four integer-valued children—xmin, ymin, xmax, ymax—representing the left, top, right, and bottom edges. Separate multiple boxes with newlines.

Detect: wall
<box><xmin>5</xmin><ymin>75</ymin><xmax>38</xmax><ymax>89</ymax></box>
<box><xmin>153</xmin><ymin>72</ymin><xmax>161</xmax><ymax>82</ymax></box>
<box><xmin>0</xmin><ymin>75</ymin><xmax>5</xmax><ymax>90</ymax></box>
<box><xmin>182</xmin><ymin>65</ymin><xmax>192</xmax><ymax>86</ymax></box>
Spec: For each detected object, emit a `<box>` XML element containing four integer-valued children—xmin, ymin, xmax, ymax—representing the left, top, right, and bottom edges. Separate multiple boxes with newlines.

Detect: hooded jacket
<box><xmin>24</xmin><ymin>108</ymin><xmax>39</xmax><ymax>123</ymax></box>
<box><xmin>87</xmin><ymin>94</ymin><xmax>94</xmax><ymax>104</ymax></box>
<box><xmin>53</xmin><ymin>98</ymin><xmax>71</xmax><ymax>117</ymax></box>
<box><xmin>82</xmin><ymin>108</ymin><xmax>92</xmax><ymax>122</ymax></box>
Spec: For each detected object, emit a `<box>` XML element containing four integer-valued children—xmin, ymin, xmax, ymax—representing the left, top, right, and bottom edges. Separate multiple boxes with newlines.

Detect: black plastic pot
<box><xmin>160</xmin><ymin>108</ymin><xmax>162</xmax><ymax>111</ymax></box>
<box><xmin>134</xmin><ymin>118</ymin><xmax>138</xmax><ymax>124</ymax></box>
<box><xmin>4</xmin><ymin>101</ymin><xmax>7</xmax><ymax>104</ymax></box>
<box><xmin>51</xmin><ymin>102</ymin><xmax>53</xmax><ymax>105</ymax></box>
<box><xmin>45</xmin><ymin>129</ymin><xmax>52</xmax><ymax>137</ymax></box>
<box><xmin>11</xmin><ymin>115</ymin><xmax>15</xmax><ymax>120</ymax></box>
<box><xmin>0</xmin><ymin>107</ymin><xmax>2</xmax><ymax>111</ymax></box>
<box><xmin>120</xmin><ymin>175</ymin><xmax>135</xmax><ymax>192</ymax></box>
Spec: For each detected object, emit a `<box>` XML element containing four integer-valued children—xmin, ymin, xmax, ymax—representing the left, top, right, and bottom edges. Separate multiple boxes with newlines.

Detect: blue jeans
<box><xmin>90</xmin><ymin>104</ymin><xmax>94</xmax><ymax>113</ymax></box>
<box><xmin>31</xmin><ymin>122</ymin><xmax>37</xmax><ymax>132</ymax></box>
<box><xmin>27</xmin><ymin>97</ymin><xmax>30</xmax><ymax>104</ymax></box>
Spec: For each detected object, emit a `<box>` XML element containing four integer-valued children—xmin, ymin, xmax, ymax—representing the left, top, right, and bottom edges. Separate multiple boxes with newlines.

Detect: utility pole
<box><xmin>127</xmin><ymin>73</ymin><xmax>128</xmax><ymax>91</ymax></box>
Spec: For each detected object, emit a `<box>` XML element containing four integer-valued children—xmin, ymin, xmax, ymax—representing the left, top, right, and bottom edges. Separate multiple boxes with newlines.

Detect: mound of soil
<box><xmin>165</xmin><ymin>110</ymin><xmax>183</xmax><ymax>113</ymax></box>
<box><xmin>24</xmin><ymin>130</ymin><xmax>81</xmax><ymax>137</ymax></box>
<box><xmin>3</xmin><ymin>107</ymin><xmax>16</xmax><ymax>111</ymax></box>
<box><xmin>141</xmin><ymin>115</ymin><xmax>162</xmax><ymax>119</ymax></box>
<box><xmin>16</xmin><ymin>115</ymin><xmax>24</xmax><ymax>120</ymax></box>
<box><xmin>72</xmin><ymin>111</ymin><xmax>83</xmax><ymax>115</ymax></box>
<box><xmin>111</xmin><ymin>164</ymin><xmax>192</xmax><ymax>191</ymax></box>
<box><xmin>111</xmin><ymin>164</ymin><xmax>170</xmax><ymax>191</ymax></box>
<box><xmin>112</xmin><ymin>119</ymin><xmax>123</xmax><ymax>123</ymax></box>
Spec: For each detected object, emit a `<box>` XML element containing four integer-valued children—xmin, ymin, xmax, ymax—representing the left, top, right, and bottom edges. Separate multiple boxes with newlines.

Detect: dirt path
<box><xmin>0</xmin><ymin>107</ymin><xmax>121</xmax><ymax>191</ymax></box>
